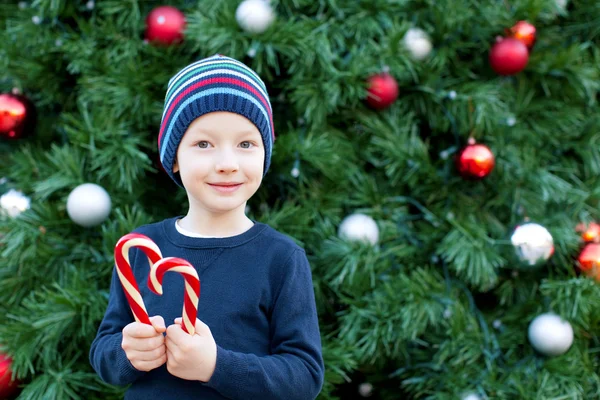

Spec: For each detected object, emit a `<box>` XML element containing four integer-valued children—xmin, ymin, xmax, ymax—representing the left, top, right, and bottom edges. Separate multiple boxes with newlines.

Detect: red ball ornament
<box><xmin>366</xmin><ymin>73</ymin><xmax>399</xmax><ymax>110</ymax></box>
<box><xmin>0</xmin><ymin>353</ymin><xmax>19</xmax><ymax>398</ymax></box>
<box><xmin>0</xmin><ymin>93</ymin><xmax>36</xmax><ymax>140</ymax></box>
<box><xmin>577</xmin><ymin>243</ymin><xmax>600</xmax><ymax>282</ymax></box>
<box><xmin>507</xmin><ymin>21</ymin><xmax>536</xmax><ymax>52</ymax></box>
<box><xmin>456</xmin><ymin>139</ymin><xmax>495</xmax><ymax>179</ymax></box>
<box><xmin>576</xmin><ymin>222</ymin><xmax>600</xmax><ymax>243</ymax></box>
<box><xmin>145</xmin><ymin>6</ymin><xmax>186</xmax><ymax>45</ymax></box>
<box><xmin>489</xmin><ymin>37</ymin><xmax>529</xmax><ymax>75</ymax></box>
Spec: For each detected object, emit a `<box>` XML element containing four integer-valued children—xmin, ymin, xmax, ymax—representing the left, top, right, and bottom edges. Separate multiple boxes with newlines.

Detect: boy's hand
<box><xmin>165</xmin><ymin>318</ymin><xmax>217</xmax><ymax>382</ymax></box>
<box><xmin>121</xmin><ymin>315</ymin><xmax>167</xmax><ymax>372</ymax></box>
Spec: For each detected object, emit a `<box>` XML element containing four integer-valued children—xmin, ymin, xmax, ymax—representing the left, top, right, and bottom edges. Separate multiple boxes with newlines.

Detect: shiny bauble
<box><xmin>0</xmin><ymin>189</ymin><xmax>30</xmax><ymax>218</ymax></box>
<box><xmin>338</xmin><ymin>213</ymin><xmax>379</xmax><ymax>245</ymax></box>
<box><xmin>66</xmin><ymin>183</ymin><xmax>111</xmax><ymax>227</ymax></box>
<box><xmin>0</xmin><ymin>93</ymin><xmax>36</xmax><ymax>140</ymax></box>
<box><xmin>507</xmin><ymin>21</ymin><xmax>536</xmax><ymax>51</ymax></box>
<box><xmin>402</xmin><ymin>28</ymin><xmax>432</xmax><ymax>61</ymax></box>
<box><xmin>358</xmin><ymin>382</ymin><xmax>373</xmax><ymax>397</ymax></box>
<box><xmin>555</xmin><ymin>0</ymin><xmax>568</xmax><ymax>12</ymax></box>
<box><xmin>236</xmin><ymin>0</ymin><xmax>275</xmax><ymax>34</ymax></box>
<box><xmin>510</xmin><ymin>222</ymin><xmax>554</xmax><ymax>267</ymax></box>
<box><xmin>528</xmin><ymin>313</ymin><xmax>574</xmax><ymax>356</ymax></box>
<box><xmin>145</xmin><ymin>6</ymin><xmax>186</xmax><ymax>45</ymax></box>
<box><xmin>576</xmin><ymin>222</ymin><xmax>600</xmax><ymax>243</ymax></box>
<box><xmin>366</xmin><ymin>73</ymin><xmax>399</xmax><ymax>110</ymax></box>
<box><xmin>577</xmin><ymin>243</ymin><xmax>600</xmax><ymax>282</ymax></box>
<box><xmin>0</xmin><ymin>353</ymin><xmax>19</xmax><ymax>398</ymax></box>
<box><xmin>456</xmin><ymin>141</ymin><xmax>495</xmax><ymax>179</ymax></box>
<box><xmin>489</xmin><ymin>37</ymin><xmax>529</xmax><ymax>75</ymax></box>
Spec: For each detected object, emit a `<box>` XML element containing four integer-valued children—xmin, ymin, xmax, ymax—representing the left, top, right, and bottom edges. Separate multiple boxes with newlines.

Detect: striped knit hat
<box><xmin>158</xmin><ymin>54</ymin><xmax>274</xmax><ymax>187</ymax></box>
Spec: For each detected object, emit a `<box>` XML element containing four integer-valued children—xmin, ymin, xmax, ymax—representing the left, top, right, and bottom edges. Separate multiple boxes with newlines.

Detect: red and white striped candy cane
<box><xmin>148</xmin><ymin>257</ymin><xmax>200</xmax><ymax>335</ymax></box>
<box><xmin>114</xmin><ymin>233</ymin><xmax>163</xmax><ymax>326</ymax></box>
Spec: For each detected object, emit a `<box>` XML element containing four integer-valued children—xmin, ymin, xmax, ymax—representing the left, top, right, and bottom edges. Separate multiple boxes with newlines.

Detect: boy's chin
<box><xmin>198</xmin><ymin>199</ymin><xmax>249</xmax><ymax>214</ymax></box>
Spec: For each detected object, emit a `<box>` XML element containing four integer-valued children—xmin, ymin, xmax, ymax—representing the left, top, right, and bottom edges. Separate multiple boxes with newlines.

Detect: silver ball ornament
<box><xmin>236</xmin><ymin>0</ymin><xmax>275</xmax><ymax>34</ymax></box>
<box><xmin>402</xmin><ymin>28</ymin><xmax>432</xmax><ymax>61</ymax></box>
<box><xmin>358</xmin><ymin>382</ymin><xmax>373</xmax><ymax>397</ymax></box>
<box><xmin>66</xmin><ymin>183</ymin><xmax>111</xmax><ymax>227</ymax></box>
<box><xmin>510</xmin><ymin>222</ymin><xmax>554</xmax><ymax>267</ymax></box>
<box><xmin>0</xmin><ymin>189</ymin><xmax>31</xmax><ymax>217</ymax></box>
<box><xmin>338</xmin><ymin>213</ymin><xmax>379</xmax><ymax>245</ymax></box>
<box><xmin>528</xmin><ymin>313</ymin><xmax>574</xmax><ymax>356</ymax></box>
<box><xmin>555</xmin><ymin>0</ymin><xmax>568</xmax><ymax>12</ymax></box>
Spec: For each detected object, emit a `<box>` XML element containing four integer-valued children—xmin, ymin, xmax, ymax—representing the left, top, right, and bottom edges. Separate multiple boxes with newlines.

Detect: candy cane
<box><xmin>148</xmin><ymin>257</ymin><xmax>200</xmax><ymax>335</ymax></box>
<box><xmin>114</xmin><ymin>233</ymin><xmax>163</xmax><ymax>326</ymax></box>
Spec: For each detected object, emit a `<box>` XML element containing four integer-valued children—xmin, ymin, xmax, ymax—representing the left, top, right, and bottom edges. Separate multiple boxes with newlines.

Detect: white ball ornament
<box><xmin>358</xmin><ymin>382</ymin><xmax>373</xmax><ymax>397</ymax></box>
<box><xmin>338</xmin><ymin>213</ymin><xmax>379</xmax><ymax>245</ymax></box>
<box><xmin>511</xmin><ymin>222</ymin><xmax>554</xmax><ymax>267</ymax></box>
<box><xmin>236</xmin><ymin>0</ymin><xmax>275</xmax><ymax>34</ymax></box>
<box><xmin>0</xmin><ymin>189</ymin><xmax>31</xmax><ymax>218</ymax></box>
<box><xmin>66</xmin><ymin>183</ymin><xmax>111</xmax><ymax>227</ymax></box>
<box><xmin>402</xmin><ymin>28</ymin><xmax>432</xmax><ymax>61</ymax></box>
<box><xmin>461</xmin><ymin>393</ymin><xmax>481</xmax><ymax>400</ymax></box>
<box><xmin>555</xmin><ymin>0</ymin><xmax>568</xmax><ymax>12</ymax></box>
<box><xmin>528</xmin><ymin>313</ymin><xmax>574</xmax><ymax>356</ymax></box>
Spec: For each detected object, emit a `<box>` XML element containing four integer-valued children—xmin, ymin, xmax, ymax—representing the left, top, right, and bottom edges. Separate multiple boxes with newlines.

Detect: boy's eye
<box><xmin>197</xmin><ymin>141</ymin><xmax>210</xmax><ymax>148</ymax></box>
<box><xmin>240</xmin><ymin>141</ymin><xmax>254</xmax><ymax>149</ymax></box>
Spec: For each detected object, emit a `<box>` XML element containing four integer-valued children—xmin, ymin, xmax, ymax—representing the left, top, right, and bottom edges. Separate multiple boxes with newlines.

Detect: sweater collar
<box><xmin>162</xmin><ymin>216</ymin><xmax>267</xmax><ymax>249</ymax></box>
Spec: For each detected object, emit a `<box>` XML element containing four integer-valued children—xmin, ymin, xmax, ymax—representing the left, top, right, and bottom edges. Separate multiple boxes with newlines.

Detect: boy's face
<box><xmin>173</xmin><ymin>111</ymin><xmax>265</xmax><ymax>217</ymax></box>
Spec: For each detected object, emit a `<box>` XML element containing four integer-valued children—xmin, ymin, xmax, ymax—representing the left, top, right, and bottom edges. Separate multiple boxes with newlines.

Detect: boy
<box><xmin>89</xmin><ymin>54</ymin><xmax>324</xmax><ymax>400</ymax></box>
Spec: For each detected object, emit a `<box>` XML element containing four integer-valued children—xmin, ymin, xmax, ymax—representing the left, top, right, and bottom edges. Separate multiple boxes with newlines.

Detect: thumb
<box><xmin>149</xmin><ymin>315</ymin><xmax>166</xmax><ymax>333</ymax></box>
<box><xmin>194</xmin><ymin>318</ymin><xmax>211</xmax><ymax>336</ymax></box>
<box><xmin>174</xmin><ymin>317</ymin><xmax>211</xmax><ymax>335</ymax></box>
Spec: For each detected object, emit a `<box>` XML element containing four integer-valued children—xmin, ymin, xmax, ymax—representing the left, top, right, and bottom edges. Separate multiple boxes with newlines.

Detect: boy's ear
<box><xmin>173</xmin><ymin>157</ymin><xmax>179</xmax><ymax>173</ymax></box>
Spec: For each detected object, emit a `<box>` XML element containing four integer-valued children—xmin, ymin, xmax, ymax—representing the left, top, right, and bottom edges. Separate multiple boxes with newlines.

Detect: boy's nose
<box><xmin>214</xmin><ymin>151</ymin><xmax>239</xmax><ymax>173</ymax></box>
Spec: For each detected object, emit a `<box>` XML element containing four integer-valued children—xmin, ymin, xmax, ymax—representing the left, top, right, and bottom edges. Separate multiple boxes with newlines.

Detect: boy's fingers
<box><xmin>125</xmin><ymin>322</ymin><xmax>162</xmax><ymax>338</ymax></box>
<box><xmin>150</xmin><ymin>315</ymin><xmax>166</xmax><ymax>333</ymax></box>
<box><xmin>174</xmin><ymin>317</ymin><xmax>210</xmax><ymax>335</ymax></box>
<box><xmin>166</xmin><ymin>348</ymin><xmax>174</xmax><ymax>365</ymax></box>
<box><xmin>133</xmin><ymin>355</ymin><xmax>167</xmax><ymax>372</ymax></box>
<box><xmin>135</xmin><ymin>345</ymin><xmax>166</xmax><ymax>361</ymax></box>
<box><xmin>136</xmin><ymin>335</ymin><xmax>165</xmax><ymax>351</ymax></box>
<box><xmin>166</xmin><ymin>322</ymin><xmax>186</xmax><ymax>343</ymax></box>
<box><xmin>194</xmin><ymin>318</ymin><xmax>211</xmax><ymax>336</ymax></box>
<box><xmin>165</xmin><ymin>335</ymin><xmax>180</xmax><ymax>350</ymax></box>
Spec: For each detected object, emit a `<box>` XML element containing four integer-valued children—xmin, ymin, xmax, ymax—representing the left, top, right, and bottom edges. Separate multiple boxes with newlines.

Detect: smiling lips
<box><xmin>208</xmin><ymin>182</ymin><xmax>242</xmax><ymax>193</ymax></box>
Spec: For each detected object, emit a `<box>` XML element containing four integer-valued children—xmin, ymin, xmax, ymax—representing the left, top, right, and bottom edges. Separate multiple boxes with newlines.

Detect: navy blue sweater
<box><xmin>89</xmin><ymin>217</ymin><xmax>324</xmax><ymax>400</ymax></box>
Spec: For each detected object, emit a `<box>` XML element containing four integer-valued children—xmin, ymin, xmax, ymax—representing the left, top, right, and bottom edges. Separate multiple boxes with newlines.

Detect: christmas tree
<box><xmin>2</xmin><ymin>0</ymin><xmax>600</xmax><ymax>399</ymax></box>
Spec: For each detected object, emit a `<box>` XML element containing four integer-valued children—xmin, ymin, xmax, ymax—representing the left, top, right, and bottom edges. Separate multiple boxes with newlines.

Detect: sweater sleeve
<box><xmin>204</xmin><ymin>248</ymin><xmax>324</xmax><ymax>400</ymax></box>
<box><xmin>89</xmin><ymin>263</ymin><xmax>146</xmax><ymax>386</ymax></box>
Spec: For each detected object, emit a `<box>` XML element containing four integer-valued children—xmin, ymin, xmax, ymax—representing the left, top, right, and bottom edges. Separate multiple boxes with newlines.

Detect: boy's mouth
<box><xmin>209</xmin><ymin>182</ymin><xmax>242</xmax><ymax>186</ymax></box>
<box><xmin>207</xmin><ymin>182</ymin><xmax>243</xmax><ymax>193</ymax></box>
